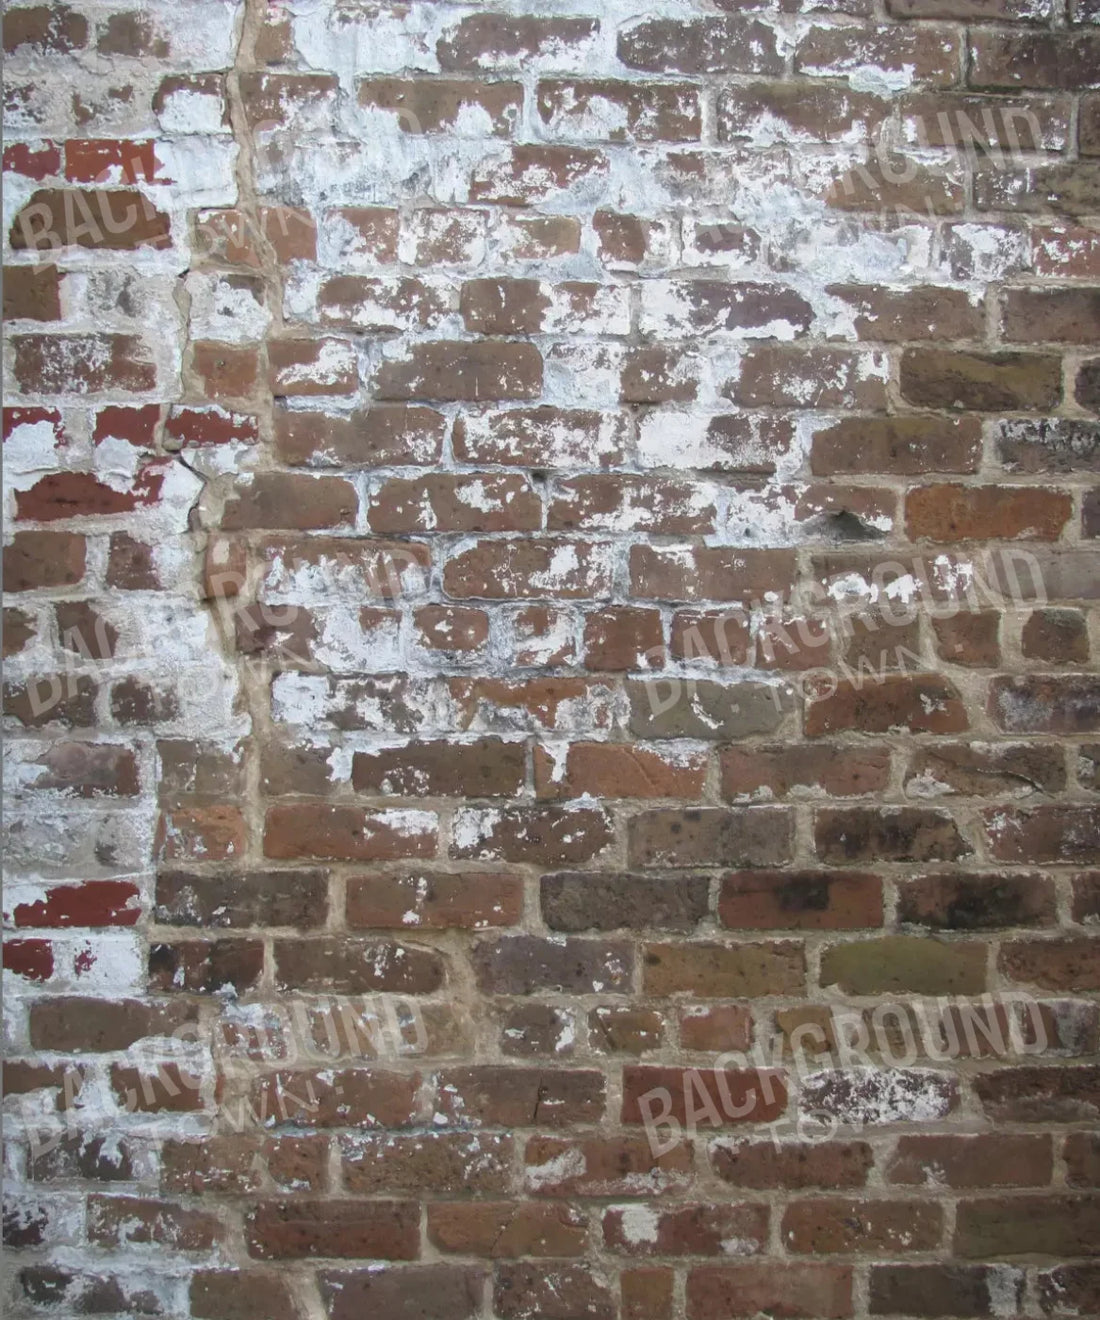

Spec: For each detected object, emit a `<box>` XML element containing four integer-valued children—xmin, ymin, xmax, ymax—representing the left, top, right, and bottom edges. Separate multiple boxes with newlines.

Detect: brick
<box><xmin>149</xmin><ymin>938</ymin><xmax>264</xmax><ymax>994</ymax></box>
<box><xmin>990</xmin><ymin>675</ymin><xmax>1100</xmax><ymax>731</ymax></box>
<box><xmin>811</xmin><ymin>416</ymin><xmax>982</xmax><ymax>476</ymax></box>
<box><xmin>629</xmin><ymin>546</ymin><xmax>796</xmax><ymax>602</ymax></box>
<box><xmin>604</xmin><ymin>1202</ymin><xmax>768</xmax><ymax>1256</ymax></box>
<box><xmin>905</xmin><ymin>742</ymin><xmax>1066</xmax><ymax>798</ymax></box>
<box><xmin>504</xmin><ymin>1004</ymin><xmax>578</xmax><ymax>1057</ymax></box>
<box><xmin>906</xmin><ymin>485</ymin><xmax>1072</xmax><ymax>541</ymax></box>
<box><xmin>734</xmin><ymin>345</ymin><xmax>889</xmax><ymax>409</ymax></box>
<box><xmin>783</xmin><ymin>1199</ymin><xmax>942</xmax><ymax>1254</ymax></box>
<box><xmin>191</xmin><ymin>1272</ymin><xmax>301</xmax><ymax>1320</ymax></box>
<box><xmin>969</xmin><ymin>32</ymin><xmax>1100</xmax><ymax>90</ymax></box>
<box><xmin>3</xmin><ymin>263</ymin><xmax>62</xmax><ymax>320</ymax></box>
<box><xmin>318</xmin><ymin>1267</ymin><xmax>484</xmax><ymax>1320</ymax></box>
<box><xmin>250</xmin><ymin>1068</ymin><xmax>421</xmax><ymax>1128</ymax></box>
<box><xmin>870</xmin><ymin>1264</ymin><xmax>1024</xmax><ymax>1318</ymax></box>
<box><xmin>721</xmin><ymin>745</ymin><xmax>890</xmax><ymax>800</ymax></box>
<box><xmin>359</xmin><ymin>77</ymin><xmax>521</xmax><ymax>135</ymax></box>
<box><xmin>88</xmin><ymin>1195</ymin><xmax>220</xmax><ymax>1250</ymax></box>
<box><xmin>583</xmin><ymin>608</ymin><xmax>664</xmax><ymax>671</ymax></box>
<box><xmin>445</xmin><ymin>539</ymin><xmax>613</xmax><ymax>600</ymax></box>
<box><xmin>264</xmin><ymin>804</ymin><xmax>436</xmax><ymax>861</ymax></box>
<box><xmin>629</xmin><ymin>808</ymin><xmax>794</xmax><ymax>869</ymax></box>
<box><xmin>900</xmin><ymin>348</ymin><xmax>1062</xmax><ymax>410</ymax></box>
<box><xmin>473</xmin><ymin>935</ymin><xmax>632</xmax><ymax>995</ymax></box>
<box><xmin>275</xmin><ymin>404</ymin><xmax>445</xmax><ymax>467</ymax></box>
<box><xmin>340</xmin><ymin>1132</ymin><xmax>511</xmax><ymax>1194</ymax></box>
<box><xmin>347</xmin><ymin>871</ymin><xmax>521</xmax><ymax>930</ymax></box>
<box><xmin>719</xmin><ymin>871</ymin><xmax>883</xmax><ymax>930</ymax></box>
<box><xmin>589</xmin><ymin>1006</ymin><xmax>664</xmax><ymax>1055</ymax></box>
<box><xmin>898</xmin><ymin>872</ymin><xmax>1056</xmax><ymax>930</ymax></box>
<box><xmin>687</xmin><ymin>1265</ymin><xmax>853</xmax><ymax>1319</ymax></box>
<box><xmin>9</xmin><ymin>189</ymin><xmax>170</xmax><ymax>251</ymax></box>
<box><xmin>378</xmin><ymin>341</ymin><xmax>543</xmax><ymax>401</ymax></box>
<box><xmin>798</xmin><ymin>24</ymin><xmax>959</xmax><ymax>86</ymax></box>
<box><xmin>642</xmin><ymin>941</ymin><xmax>805</xmax><ymax>997</ymax></box>
<box><xmin>155</xmin><ymin>868</ymin><xmax>327</xmax><ymax>929</ymax></box>
<box><xmin>985</xmin><ymin>805</ymin><xmax>1100</xmax><ymax>863</ymax></box>
<box><xmin>452</xmin><ymin>805</ymin><xmax>613</xmax><ymax>864</ymax></box>
<box><xmin>720</xmin><ymin>82</ymin><xmax>887</xmax><ymax>143</ymax></box>
<box><xmin>955</xmin><ymin>1195</ymin><xmax>1100</xmax><ymax>1258</ymax></box>
<box><xmin>932</xmin><ymin>612</ymin><xmax>1001</xmax><ymax>667</ymax></box>
<box><xmin>3</xmin><ymin>530</ymin><xmax>85</xmax><ymax>590</ymax></box>
<box><xmin>816</xmin><ymin>808</ymin><xmax>971</xmax><ymax>863</ymax></box>
<box><xmin>273</xmin><ymin>937</ymin><xmax>445</xmax><ymax>994</ymax></box>
<box><xmin>998</xmin><ymin>937</ymin><xmax>1100</xmax><ymax>990</ymax></box>
<box><xmin>437</xmin><ymin>15</ymin><xmax>598</xmax><ymax>70</ymax></box>
<box><xmin>622</xmin><ymin>1268</ymin><xmax>674</xmax><ymax>1320</ymax></box>
<box><xmin>618</xmin><ymin>17</ymin><xmax>783</xmax><ymax>74</ymax></box>
<box><xmin>712</xmin><ymin>1139</ymin><xmax>872</xmax><ymax>1190</ymax></box>
<box><xmin>535</xmin><ymin>742</ymin><xmax>707</xmax><ymax>801</ymax></box>
<box><xmin>429</xmin><ymin>1201</ymin><xmax>587</xmax><ymax>1257</ymax></box>
<box><xmin>524</xmin><ymin>1135</ymin><xmax>692</xmax><ymax>1197</ymax></box>
<box><xmin>246</xmin><ymin>1200</ymin><xmax>418</xmax><ymax>1260</ymax></box>
<box><xmin>541</xmin><ymin>873</ymin><xmax>708</xmax><ymax>932</ymax></box>
<box><xmin>806</xmin><ymin>675</ymin><xmax>968</xmax><ymax>737</ymax></box>
<box><xmin>494</xmin><ymin>1263</ymin><xmax>614</xmax><ymax>1320</ymax></box>
<box><xmin>1038</xmin><ymin>1265</ymin><xmax>1100</xmax><ymax>1317</ymax></box>
<box><xmin>1003</xmin><ymin>287</ymin><xmax>1100</xmax><ymax>342</ymax></box>
<box><xmin>469</xmin><ymin>146</ymin><xmax>608</xmax><ymax>205</ymax></box>
<box><xmin>886</xmin><ymin>1134</ymin><xmax>1054</xmax><ymax>1188</ymax></box>
<box><xmin>434</xmin><ymin>1067</ymin><xmax>605</xmax><ymax>1127</ymax></box>
<box><xmin>538</xmin><ymin>80</ymin><xmax>701</xmax><ymax>142</ymax></box>
<box><xmin>4</xmin><ymin>4</ymin><xmax>88</xmax><ymax>53</ymax></box>
<box><xmin>820</xmin><ymin>936</ymin><xmax>987</xmax><ymax>995</ymax></box>
<box><xmin>12</xmin><ymin>333</ymin><xmax>156</xmax><ymax>394</ymax></box>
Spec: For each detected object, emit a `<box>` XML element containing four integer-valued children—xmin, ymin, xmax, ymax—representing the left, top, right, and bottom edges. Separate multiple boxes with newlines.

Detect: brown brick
<box><xmin>246</xmin><ymin>1200</ymin><xmax>418</xmax><ymax>1260</ymax></box>
<box><xmin>473</xmin><ymin>935</ymin><xmax>633</xmax><ymax>995</ymax></box>
<box><xmin>347</xmin><ymin>871</ymin><xmax>521</xmax><ymax>930</ymax></box>
<box><xmin>629</xmin><ymin>808</ymin><xmax>794</xmax><ymax>869</ymax></box>
<box><xmin>900</xmin><ymin>348</ymin><xmax>1062</xmax><ymax>410</ymax></box>
<box><xmin>429</xmin><ymin>1201</ymin><xmax>587</xmax><ymax>1257</ymax></box>
<box><xmin>273</xmin><ymin>937</ymin><xmax>445</xmax><ymax>994</ymax></box>
<box><xmin>970</xmin><ymin>32</ymin><xmax>1100</xmax><ymax>90</ymax></box>
<box><xmin>10</xmin><ymin>189</ymin><xmax>170</xmax><ymax>251</ymax></box>
<box><xmin>643</xmin><ymin>941</ymin><xmax>805</xmax><ymax>997</ymax></box>
<box><xmin>870</xmin><ymin>1265</ymin><xmax>1024</xmax><ymax>1318</ymax></box>
<box><xmin>956</xmin><ymin>1195</ymin><xmax>1100</xmax><ymax>1258</ymax></box>
<box><xmin>886</xmin><ymin>1134</ymin><xmax>1054</xmax><ymax>1188</ymax></box>
<box><xmin>604</xmin><ymin>1202</ymin><xmax>768</xmax><ymax>1256</ymax></box>
<box><xmin>820</xmin><ymin>936</ymin><xmax>987</xmax><ymax>995</ymax></box>
<box><xmin>721</xmin><ymin>745</ymin><xmax>890</xmax><ymax>801</ymax></box>
<box><xmin>687</xmin><ymin>1265</ymin><xmax>853</xmax><ymax>1319</ymax></box>
<box><xmin>3</xmin><ymin>263</ymin><xmax>62</xmax><ymax>320</ymax></box>
<box><xmin>264</xmin><ymin>804</ymin><xmax>436</xmax><ymax>861</ymax></box>
<box><xmin>806</xmin><ymin>675</ymin><xmax>968</xmax><ymax>737</ymax></box>
<box><xmin>352</xmin><ymin>738</ymin><xmax>525</xmax><ymax>797</ymax></box>
<box><xmin>816</xmin><ymin>808</ymin><xmax>971</xmax><ymax>863</ymax></box>
<box><xmin>541</xmin><ymin>872</ymin><xmax>708</xmax><ymax>932</ymax></box>
<box><xmin>719</xmin><ymin>871</ymin><xmax>883</xmax><ymax>931</ymax></box>
<box><xmin>712</xmin><ymin>1139</ymin><xmax>872</xmax><ymax>1190</ymax></box>
<box><xmin>359</xmin><ymin>77</ymin><xmax>520</xmax><ymax>134</ymax></box>
<box><xmin>907</xmin><ymin>484</ymin><xmax>1072</xmax><ymax>541</ymax></box>
<box><xmin>191</xmin><ymin>1272</ymin><xmax>301</xmax><ymax>1320</ymax></box>
<box><xmin>898</xmin><ymin>872</ymin><xmax>1056</xmax><ymax>930</ymax></box>
<box><xmin>434</xmin><ymin>1067</ymin><xmax>605</xmax><ymax>1127</ymax></box>
<box><xmin>985</xmin><ymin>805</ymin><xmax>1100</xmax><ymax>863</ymax></box>
<box><xmin>811</xmin><ymin>416</ymin><xmax>982</xmax><ymax>476</ymax></box>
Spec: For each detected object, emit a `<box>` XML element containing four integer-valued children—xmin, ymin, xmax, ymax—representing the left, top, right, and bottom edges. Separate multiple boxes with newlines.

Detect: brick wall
<box><xmin>3</xmin><ymin>0</ymin><xmax>1100</xmax><ymax>1316</ymax></box>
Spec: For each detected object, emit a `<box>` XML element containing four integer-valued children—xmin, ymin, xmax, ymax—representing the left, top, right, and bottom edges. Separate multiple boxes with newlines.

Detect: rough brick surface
<box><xmin>4</xmin><ymin>0</ymin><xmax>1100</xmax><ymax>1315</ymax></box>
